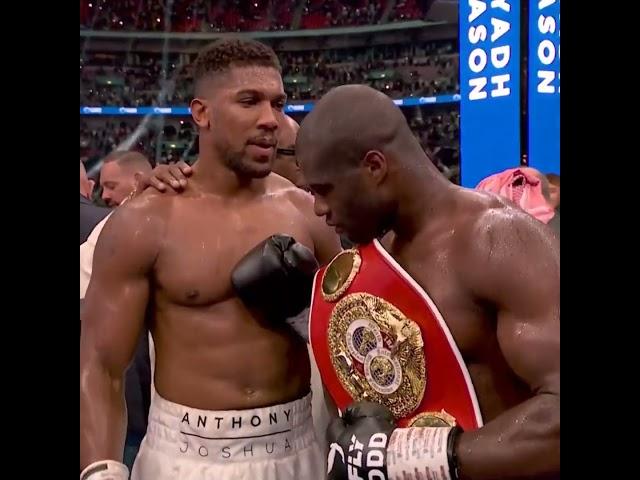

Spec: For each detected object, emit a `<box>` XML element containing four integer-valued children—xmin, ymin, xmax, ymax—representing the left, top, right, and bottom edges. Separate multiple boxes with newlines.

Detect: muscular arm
<box><xmin>457</xmin><ymin>211</ymin><xmax>560</xmax><ymax>480</ymax></box>
<box><xmin>80</xmin><ymin>198</ymin><xmax>164</xmax><ymax>470</ymax></box>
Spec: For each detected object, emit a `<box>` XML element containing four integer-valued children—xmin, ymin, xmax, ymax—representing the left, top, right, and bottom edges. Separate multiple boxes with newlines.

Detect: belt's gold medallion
<box><xmin>321</xmin><ymin>249</ymin><xmax>361</xmax><ymax>302</ymax></box>
<box><xmin>408</xmin><ymin>410</ymin><xmax>457</xmax><ymax>427</ymax></box>
<box><xmin>328</xmin><ymin>292</ymin><xmax>427</xmax><ymax>419</ymax></box>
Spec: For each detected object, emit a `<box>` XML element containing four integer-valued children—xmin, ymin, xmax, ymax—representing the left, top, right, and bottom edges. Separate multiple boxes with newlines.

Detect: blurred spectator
<box><xmin>476</xmin><ymin>167</ymin><xmax>560</xmax><ymax>238</ymax></box>
<box><xmin>80</xmin><ymin>0</ymin><xmax>429</xmax><ymax>32</ymax></box>
<box><xmin>80</xmin><ymin>161</ymin><xmax>110</xmax><ymax>244</ymax></box>
<box><xmin>546</xmin><ymin>173</ymin><xmax>560</xmax><ymax>212</ymax></box>
<box><xmin>273</xmin><ymin>116</ymin><xmax>305</xmax><ymax>189</ymax></box>
<box><xmin>81</xmin><ymin>41</ymin><xmax>458</xmax><ymax>106</ymax></box>
<box><xmin>99</xmin><ymin>150</ymin><xmax>153</xmax><ymax>207</ymax></box>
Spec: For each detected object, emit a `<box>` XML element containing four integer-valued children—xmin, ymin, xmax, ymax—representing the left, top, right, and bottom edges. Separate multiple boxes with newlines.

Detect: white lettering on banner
<box><xmin>538</xmin><ymin>14</ymin><xmax>556</xmax><ymax>33</ymax></box>
<box><xmin>537</xmin><ymin>70</ymin><xmax>555</xmax><ymax>93</ymax></box>
<box><xmin>465</xmin><ymin>0</ymin><xmax>514</xmax><ymax>101</ymax></box>
<box><xmin>468</xmin><ymin>0</ymin><xmax>487</xmax><ymax>22</ymax></box>
<box><xmin>538</xmin><ymin>39</ymin><xmax>555</xmax><ymax>65</ymax></box>
<box><xmin>468</xmin><ymin>25</ymin><xmax>487</xmax><ymax>43</ymax></box>
<box><xmin>469</xmin><ymin>48</ymin><xmax>488</xmax><ymax>73</ymax></box>
<box><xmin>490</xmin><ymin>17</ymin><xmax>510</xmax><ymax>41</ymax></box>
<box><xmin>535</xmin><ymin>0</ymin><xmax>559</xmax><ymax>94</ymax></box>
<box><xmin>491</xmin><ymin>74</ymin><xmax>511</xmax><ymax>97</ymax></box>
<box><xmin>491</xmin><ymin>45</ymin><xmax>511</xmax><ymax>69</ymax></box>
<box><xmin>469</xmin><ymin>77</ymin><xmax>488</xmax><ymax>100</ymax></box>
<box><xmin>491</xmin><ymin>0</ymin><xmax>511</xmax><ymax>12</ymax></box>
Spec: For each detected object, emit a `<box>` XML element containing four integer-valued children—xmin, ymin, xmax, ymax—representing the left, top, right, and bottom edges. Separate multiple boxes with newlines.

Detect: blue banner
<box><xmin>459</xmin><ymin>0</ymin><xmax>521</xmax><ymax>188</ymax></box>
<box><xmin>79</xmin><ymin>94</ymin><xmax>462</xmax><ymax>116</ymax></box>
<box><xmin>528</xmin><ymin>0</ymin><xmax>560</xmax><ymax>174</ymax></box>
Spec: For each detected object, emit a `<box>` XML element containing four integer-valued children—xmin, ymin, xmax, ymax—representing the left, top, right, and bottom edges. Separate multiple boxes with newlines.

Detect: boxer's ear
<box><xmin>190</xmin><ymin>97</ymin><xmax>210</xmax><ymax>129</ymax></box>
<box><xmin>362</xmin><ymin>150</ymin><xmax>387</xmax><ymax>185</ymax></box>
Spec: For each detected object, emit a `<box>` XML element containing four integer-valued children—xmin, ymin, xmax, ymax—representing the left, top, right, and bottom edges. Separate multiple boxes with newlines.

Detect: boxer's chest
<box><xmin>385</xmin><ymin>240</ymin><xmax>491</xmax><ymax>360</ymax></box>
<box><xmin>153</xmin><ymin>198</ymin><xmax>314</xmax><ymax>306</ymax></box>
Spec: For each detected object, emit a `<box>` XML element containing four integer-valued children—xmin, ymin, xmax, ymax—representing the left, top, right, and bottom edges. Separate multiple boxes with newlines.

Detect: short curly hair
<box><xmin>192</xmin><ymin>38</ymin><xmax>281</xmax><ymax>94</ymax></box>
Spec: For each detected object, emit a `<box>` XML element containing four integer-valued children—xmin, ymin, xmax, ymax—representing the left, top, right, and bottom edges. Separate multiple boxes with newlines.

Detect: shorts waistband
<box><xmin>144</xmin><ymin>392</ymin><xmax>316</xmax><ymax>463</ymax></box>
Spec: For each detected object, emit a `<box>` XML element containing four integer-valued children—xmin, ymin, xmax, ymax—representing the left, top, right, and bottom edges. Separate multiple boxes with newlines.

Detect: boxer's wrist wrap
<box><xmin>80</xmin><ymin>460</ymin><xmax>129</xmax><ymax>480</ymax></box>
<box><xmin>387</xmin><ymin>426</ymin><xmax>462</xmax><ymax>480</ymax></box>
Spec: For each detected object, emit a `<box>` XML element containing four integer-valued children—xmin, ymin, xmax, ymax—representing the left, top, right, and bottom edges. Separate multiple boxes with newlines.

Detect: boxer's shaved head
<box><xmin>298</xmin><ymin>85</ymin><xmax>419</xmax><ymax>172</ymax></box>
<box><xmin>297</xmin><ymin>85</ymin><xmax>425</xmax><ymax>243</ymax></box>
<box><xmin>100</xmin><ymin>151</ymin><xmax>152</xmax><ymax>207</ymax></box>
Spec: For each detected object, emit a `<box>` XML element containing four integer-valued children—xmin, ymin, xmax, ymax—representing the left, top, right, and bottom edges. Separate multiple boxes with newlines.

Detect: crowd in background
<box><xmin>80</xmin><ymin>40</ymin><xmax>458</xmax><ymax>106</ymax></box>
<box><xmin>81</xmin><ymin>37</ymin><xmax>460</xmax><ymax>180</ymax></box>
<box><xmin>80</xmin><ymin>0</ymin><xmax>427</xmax><ymax>33</ymax></box>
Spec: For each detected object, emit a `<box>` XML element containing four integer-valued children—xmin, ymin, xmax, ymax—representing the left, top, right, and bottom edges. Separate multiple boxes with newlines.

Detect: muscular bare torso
<box><xmin>149</xmin><ymin>175</ymin><xmax>318</xmax><ymax>410</ymax></box>
<box><xmin>384</xmin><ymin>190</ymin><xmax>542</xmax><ymax>422</ymax></box>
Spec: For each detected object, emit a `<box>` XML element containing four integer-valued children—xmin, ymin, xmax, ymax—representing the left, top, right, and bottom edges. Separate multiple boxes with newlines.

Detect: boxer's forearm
<box><xmin>80</xmin><ymin>362</ymin><xmax>128</xmax><ymax>470</ymax></box>
<box><xmin>457</xmin><ymin>393</ymin><xmax>559</xmax><ymax>480</ymax></box>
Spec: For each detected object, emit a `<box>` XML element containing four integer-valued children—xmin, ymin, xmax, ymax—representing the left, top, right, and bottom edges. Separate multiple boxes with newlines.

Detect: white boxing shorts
<box><xmin>131</xmin><ymin>392</ymin><xmax>324</xmax><ymax>480</ymax></box>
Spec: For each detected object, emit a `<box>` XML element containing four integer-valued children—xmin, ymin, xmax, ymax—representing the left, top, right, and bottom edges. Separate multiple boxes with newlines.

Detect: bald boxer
<box><xmin>80</xmin><ymin>39</ymin><xmax>341</xmax><ymax>480</ymax></box>
<box><xmin>297</xmin><ymin>85</ymin><xmax>559</xmax><ymax>480</ymax></box>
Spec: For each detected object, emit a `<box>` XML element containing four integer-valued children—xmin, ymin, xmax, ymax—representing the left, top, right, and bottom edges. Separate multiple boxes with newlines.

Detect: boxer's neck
<box><xmin>392</xmin><ymin>164</ymin><xmax>455</xmax><ymax>241</ymax></box>
<box><xmin>191</xmin><ymin>153</ymin><xmax>266</xmax><ymax>197</ymax></box>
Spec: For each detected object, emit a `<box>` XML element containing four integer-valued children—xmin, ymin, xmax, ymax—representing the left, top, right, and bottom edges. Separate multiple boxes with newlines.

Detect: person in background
<box><xmin>99</xmin><ymin>150</ymin><xmax>153</xmax><ymax>207</ymax></box>
<box><xmin>546</xmin><ymin>173</ymin><xmax>560</xmax><ymax>212</ymax></box>
<box><xmin>476</xmin><ymin>166</ymin><xmax>559</xmax><ymax>238</ymax></box>
<box><xmin>272</xmin><ymin>115</ymin><xmax>306</xmax><ymax>189</ymax></box>
<box><xmin>80</xmin><ymin>161</ymin><xmax>110</xmax><ymax>245</ymax></box>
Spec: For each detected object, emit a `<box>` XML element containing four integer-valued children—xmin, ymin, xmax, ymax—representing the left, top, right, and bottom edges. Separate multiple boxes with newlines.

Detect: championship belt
<box><xmin>309</xmin><ymin>240</ymin><xmax>483</xmax><ymax>430</ymax></box>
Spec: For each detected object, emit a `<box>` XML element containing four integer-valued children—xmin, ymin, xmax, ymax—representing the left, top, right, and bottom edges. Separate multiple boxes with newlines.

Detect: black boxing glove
<box><xmin>326</xmin><ymin>401</ymin><xmax>396</xmax><ymax>480</ymax></box>
<box><xmin>327</xmin><ymin>401</ymin><xmax>463</xmax><ymax>480</ymax></box>
<box><xmin>231</xmin><ymin>235</ymin><xmax>319</xmax><ymax>339</ymax></box>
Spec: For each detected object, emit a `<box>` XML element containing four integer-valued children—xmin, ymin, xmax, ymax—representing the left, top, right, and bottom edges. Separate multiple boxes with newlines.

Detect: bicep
<box><xmin>497</xmin><ymin>299</ymin><xmax>559</xmax><ymax>394</ymax></box>
<box><xmin>80</xmin><ymin>211</ymin><xmax>158</xmax><ymax>377</ymax></box>
<box><xmin>473</xmin><ymin>214</ymin><xmax>560</xmax><ymax>393</ymax></box>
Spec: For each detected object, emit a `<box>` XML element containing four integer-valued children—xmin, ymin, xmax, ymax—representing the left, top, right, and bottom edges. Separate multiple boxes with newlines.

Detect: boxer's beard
<box><xmin>224</xmin><ymin>150</ymin><xmax>272</xmax><ymax>179</ymax></box>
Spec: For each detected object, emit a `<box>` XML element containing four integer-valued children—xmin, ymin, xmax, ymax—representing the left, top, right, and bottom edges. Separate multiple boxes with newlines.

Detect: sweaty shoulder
<box><xmin>266</xmin><ymin>173</ymin><xmax>315</xmax><ymax>215</ymax></box>
<box><xmin>453</xmin><ymin>189</ymin><xmax>559</xmax><ymax>291</ymax></box>
<box><xmin>97</xmin><ymin>190</ymin><xmax>173</xmax><ymax>260</ymax></box>
<box><xmin>266</xmin><ymin>174</ymin><xmax>342</xmax><ymax>264</ymax></box>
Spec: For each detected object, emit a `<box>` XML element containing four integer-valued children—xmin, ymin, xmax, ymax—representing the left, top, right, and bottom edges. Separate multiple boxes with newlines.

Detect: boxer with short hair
<box><xmin>298</xmin><ymin>85</ymin><xmax>560</xmax><ymax>480</ymax></box>
<box><xmin>80</xmin><ymin>38</ymin><xmax>341</xmax><ymax>480</ymax></box>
